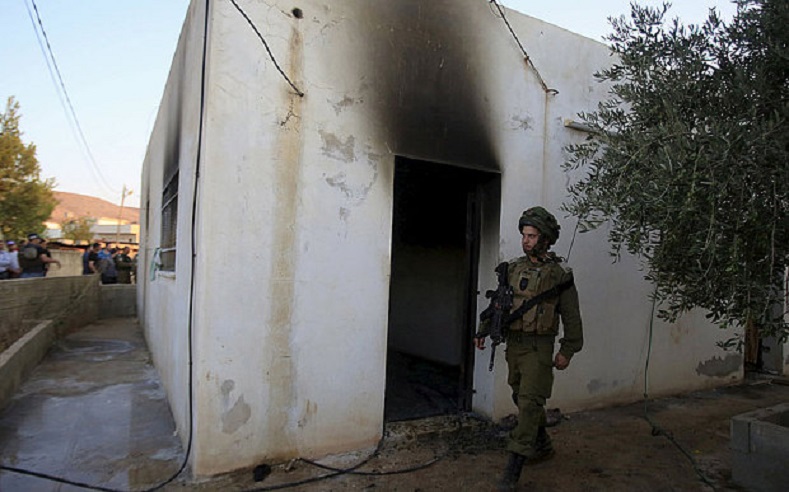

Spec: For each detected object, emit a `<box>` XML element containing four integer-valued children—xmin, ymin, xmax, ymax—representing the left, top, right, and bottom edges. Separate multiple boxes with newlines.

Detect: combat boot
<box><xmin>497</xmin><ymin>452</ymin><xmax>527</xmax><ymax>491</ymax></box>
<box><xmin>532</xmin><ymin>426</ymin><xmax>555</xmax><ymax>462</ymax></box>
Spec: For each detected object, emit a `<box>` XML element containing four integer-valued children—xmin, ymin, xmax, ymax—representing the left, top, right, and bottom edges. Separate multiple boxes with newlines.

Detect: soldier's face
<box><xmin>521</xmin><ymin>226</ymin><xmax>541</xmax><ymax>253</ymax></box>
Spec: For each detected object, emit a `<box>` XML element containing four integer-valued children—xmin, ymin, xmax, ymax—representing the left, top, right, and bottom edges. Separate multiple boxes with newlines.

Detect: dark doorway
<box><xmin>385</xmin><ymin>156</ymin><xmax>495</xmax><ymax>422</ymax></box>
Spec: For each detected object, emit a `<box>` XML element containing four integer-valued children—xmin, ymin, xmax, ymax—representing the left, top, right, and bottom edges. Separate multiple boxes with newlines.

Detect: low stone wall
<box><xmin>0</xmin><ymin>320</ymin><xmax>55</xmax><ymax>411</ymax></box>
<box><xmin>0</xmin><ymin>275</ymin><xmax>99</xmax><ymax>351</ymax></box>
<box><xmin>0</xmin><ymin>276</ymin><xmax>138</xmax><ymax>410</ymax></box>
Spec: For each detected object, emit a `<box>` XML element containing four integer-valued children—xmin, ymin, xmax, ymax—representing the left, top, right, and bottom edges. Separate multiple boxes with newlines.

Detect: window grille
<box><xmin>160</xmin><ymin>168</ymin><xmax>178</xmax><ymax>272</ymax></box>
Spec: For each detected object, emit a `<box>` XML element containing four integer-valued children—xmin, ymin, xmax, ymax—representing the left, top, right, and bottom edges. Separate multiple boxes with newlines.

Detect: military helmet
<box><xmin>518</xmin><ymin>206</ymin><xmax>560</xmax><ymax>246</ymax></box>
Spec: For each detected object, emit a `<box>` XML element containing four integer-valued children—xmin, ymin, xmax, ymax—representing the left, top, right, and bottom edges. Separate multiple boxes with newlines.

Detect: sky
<box><xmin>1</xmin><ymin>0</ymin><xmax>738</xmax><ymax>209</ymax></box>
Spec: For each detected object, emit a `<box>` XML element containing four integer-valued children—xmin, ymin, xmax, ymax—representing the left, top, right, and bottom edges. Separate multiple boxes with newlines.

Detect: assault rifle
<box><xmin>479</xmin><ymin>262</ymin><xmax>514</xmax><ymax>371</ymax></box>
<box><xmin>478</xmin><ymin>262</ymin><xmax>576</xmax><ymax>372</ymax></box>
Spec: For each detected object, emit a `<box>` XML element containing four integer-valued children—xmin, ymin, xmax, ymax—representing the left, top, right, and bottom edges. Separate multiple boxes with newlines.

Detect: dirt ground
<box><xmin>182</xmin><ymin>377</ymin><xmax>789</xmax><ymax>492</ymax></box>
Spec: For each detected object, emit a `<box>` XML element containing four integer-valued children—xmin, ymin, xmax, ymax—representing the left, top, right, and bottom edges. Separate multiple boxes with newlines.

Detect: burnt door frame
<box><xmin>386</xmin><ymin>155</ymin><xmax>495</xmax><ymax>415</ymax></box>
<box><xmin>458</xmin><ymin>185</ymin><xmax>483</xmax><ymax>411</ymax></box>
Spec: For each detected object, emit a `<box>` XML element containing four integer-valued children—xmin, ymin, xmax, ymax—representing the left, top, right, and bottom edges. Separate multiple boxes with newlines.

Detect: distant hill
<box><xmin>50</xmin><ymin>191</ymin><xmax>140</xmax><ymax>225</ymax></box>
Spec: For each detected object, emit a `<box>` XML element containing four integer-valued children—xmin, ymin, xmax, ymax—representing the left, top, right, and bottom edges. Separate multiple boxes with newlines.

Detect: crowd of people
<box><xmin>0</xmin><ymin>233</ymin><xmax>136</xmax><ymax>284</ymax></box>
<box><xmin>81</xmin><ymin>242</ymin><xmax>136</xmax><ymax>284</ymax></box>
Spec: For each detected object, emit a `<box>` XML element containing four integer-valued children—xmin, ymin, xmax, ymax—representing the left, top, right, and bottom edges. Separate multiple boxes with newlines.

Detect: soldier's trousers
<box><xmin>504</xmin><ymin>333</ymin><xmax>555</xmax><ymax>457</ymax></box>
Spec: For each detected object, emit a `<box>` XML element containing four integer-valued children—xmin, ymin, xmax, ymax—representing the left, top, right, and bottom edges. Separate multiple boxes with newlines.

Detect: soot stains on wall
<box><xmin>359</xmin><ymin>1</ymin><xmax>499</xmax><ymax>171</ymax></box>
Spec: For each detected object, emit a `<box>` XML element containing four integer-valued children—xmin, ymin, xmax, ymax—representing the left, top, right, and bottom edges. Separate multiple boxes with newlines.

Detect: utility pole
<box><xmin>115</xmin><ymin>185</ymin><xmax>133</xmax><ymax>246</ymax></box>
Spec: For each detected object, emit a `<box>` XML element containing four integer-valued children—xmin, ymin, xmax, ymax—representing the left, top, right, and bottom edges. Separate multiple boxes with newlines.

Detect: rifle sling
<box><xmin>504</xmin><ymin>278</ymin><xmax>574</xmax><ymax>325</ymax></box>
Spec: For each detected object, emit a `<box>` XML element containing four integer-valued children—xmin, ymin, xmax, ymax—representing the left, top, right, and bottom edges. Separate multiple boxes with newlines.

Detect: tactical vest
<box><xmin>507</xmin><ymin>257</ymin><xmax>570</xmax><ymax>335</ymax></box>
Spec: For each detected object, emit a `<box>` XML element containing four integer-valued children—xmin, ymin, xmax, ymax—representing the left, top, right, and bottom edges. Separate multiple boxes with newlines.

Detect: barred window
<box><xmin>160</xmin><ymin>164</ymin><xmax>178</xmax><ymax>272</ymax></box>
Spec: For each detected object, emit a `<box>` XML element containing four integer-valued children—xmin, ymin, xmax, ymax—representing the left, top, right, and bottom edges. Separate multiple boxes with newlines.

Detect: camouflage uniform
<box><xmin>475</xmin><ymin>207</ymin><xmax>583</xmax><ymax>490</ymax></box>
<box><xmin>503</xmin><ymin>255</ymin><xmax>582</xmax><ymax>457</ymax></box>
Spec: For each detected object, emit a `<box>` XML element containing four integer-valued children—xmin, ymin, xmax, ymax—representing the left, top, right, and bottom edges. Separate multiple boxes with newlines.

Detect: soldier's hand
<box><xmin>474</xmin><ymin>336</ymin><xmax>486</xmax><ymax>350</ymax></box>
<box><xmin>554</xmin><ymin>353</ymin><xmax>570</xmax><ymax>370</ymax></box>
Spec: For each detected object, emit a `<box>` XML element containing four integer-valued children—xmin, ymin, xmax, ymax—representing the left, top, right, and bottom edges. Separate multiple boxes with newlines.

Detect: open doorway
<box><xmin>385</xmin><ymin>156</ymin><xmax>496</xmax><ymax>422</ymax></box>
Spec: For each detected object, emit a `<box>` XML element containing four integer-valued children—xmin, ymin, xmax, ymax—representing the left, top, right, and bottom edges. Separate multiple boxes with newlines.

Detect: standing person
<box><xmin>0</xmin><ymin>239</ymin><xmax>21</xmax><ymax>280</ymax></box>
<box><xmin>40</xmin><ymin>239</ymin><xmax>53</xmax><ymax>276</ymax></box>
<box><xmin>6</xmin><ymin>241</ymin><xmax>20</xmax><ymax>278</ymax></box>
<box><xmin>474</xmin><ymin>207</ymin><xmax>583</xmax><ymax>491</ymax></box>
<box><xmin>83</xmin><ymin>243</ymin><xmax>101</xmax><ymax>275</ymax></box>
<box><xmin>101</xmin><ymin>248</ymin><xmax>119</xmax><ymax>284</ymax></box>
<box><xmin>18</xmin><ymin>233</ymin><xmax>61</xmax><ymax>278</ymax></box>
<box><xmin>115</xmin><ymin>247</ymin><xmax>133</xmax><ymax>284</ymax></box>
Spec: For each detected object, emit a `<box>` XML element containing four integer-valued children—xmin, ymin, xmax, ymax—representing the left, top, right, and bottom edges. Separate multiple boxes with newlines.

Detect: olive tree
<box><xmin>0</xmin><ymin>97</ymin><xmax>57</xmax><ymax>240</ymax></box>
<box><xmin>563</xmin><ymin>0</ymin><xmax>788</xmax><ymax>346</ymax></box>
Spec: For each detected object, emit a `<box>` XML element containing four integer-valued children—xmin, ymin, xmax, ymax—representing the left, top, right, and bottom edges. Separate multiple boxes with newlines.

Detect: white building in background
<box><xmin>139</xmin><ymin>0</ymin><xmax>783</xmax><ymax>477</ymax></box>
<box><xmin>44</xmin><ymin>218</ymin><xmax>140</xmax><ymax>244</ymax></box>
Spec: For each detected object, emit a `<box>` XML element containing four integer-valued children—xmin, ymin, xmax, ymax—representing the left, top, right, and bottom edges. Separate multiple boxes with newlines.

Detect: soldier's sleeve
<box><xmin>557</xmin><ymin>267</ymin><xmax>583</xmax><ymax>360</ymax></box>
<box><xmin>475</xmin><ymin>318</ymin><xmax>491</xmax><ymax>338</ymax></box>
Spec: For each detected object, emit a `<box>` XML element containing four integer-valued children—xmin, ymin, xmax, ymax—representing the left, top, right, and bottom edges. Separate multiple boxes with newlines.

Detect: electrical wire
<box><xmin>488</xmin><ymin>0</ymin><xmax>558</xmax><ymax>95</ymax></box>
<box><xmin>246</xmin><ymin>413</ymin><xmax>462</xmax><ymax>490</ymax></box>
<box><xmin>0</xmin><ymin>1</ymin><xmax>212</xmax><ymax>490</ymax></box>
<box><xmin>565</xmin><ymin>217</ymin><xmax>580</xmax><ymax>262</ymax></box>
<box><xmin>244</xmin><ymin>379</ymin><xmax>465</xmax><ymax>490</ymax></box>
<box><xmin>242</xmin><ymin>447</ymin><xmax>380</xmax><ymax>492</ymax></box>
<box><xmin>227</xmin><ymin>0</ymin><xmax>304</xmax><ymax>97</ymax></box>
<box><xmin>25</xmin><ymin>0</ymin><xmax>118</xmax><ymax>196</ymax></box>
<box><xmin>21</xmin><ymin>0</ymin><xmax>93</xmax><ymax>184</ymax></box>
<box><xmin>300</xmin><ymin>448</ymin><xmax>445</xmax><ymax>477</ymax></box>
<box><xmin>642</xmin><ymin>287</ymin><xmax>717</xmax><ymax>490</ymax></box>
<box><xmin>143</xmin><ymin>0</ymin><xmax>213</xmax><ymax>485</ymax></box>
<box><xmin>0</xmin><ymin>466</ymin><xmax>121</xmax><ymax>492</ymax></box>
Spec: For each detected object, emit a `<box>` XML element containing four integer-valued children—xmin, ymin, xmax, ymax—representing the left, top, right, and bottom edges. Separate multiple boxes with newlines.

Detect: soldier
<box><xmin>474</xmin><ymin>207</ymin><xmax>583</xmax><ymax>491</ymax></box>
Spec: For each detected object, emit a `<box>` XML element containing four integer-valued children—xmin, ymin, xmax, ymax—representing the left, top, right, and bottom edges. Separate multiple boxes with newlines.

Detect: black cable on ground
<box><xmin>246</xmin><ymin>406</ymin><xmax>466</xmax><ymax>489</ymax></box>
<box><xmin>300</xmin><ymin>451</ymin><xmax>444</xmax><ymax>477</ymax></box>
<box><xmin>300</xmin><ymin>415</ymin><xmax>462</xmax><ymax>477</ymax></box>
<box><xmin>642</xmin><ymin>288</ymin><xmax>717</xmax><ymax>490</ymax></box>
<box><xmin>241</xmin><ymin>437</ymin><xmax>385</xmax><ymax>491</ymax></box>
<box><xmin>0</xmin><ymin>466</ymin><xmax>121</xmax><ymax>492</ymax></box>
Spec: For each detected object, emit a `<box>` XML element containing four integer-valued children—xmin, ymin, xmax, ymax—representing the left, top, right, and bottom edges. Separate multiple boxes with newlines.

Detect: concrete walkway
<box><xmin>0</xmin><ymin>318</ymin><xmax>183</xmax><ymax>492</ymax></box>
<box><xmin>2</xmin><ymin>317</ymin><xmax>789</xmax><ymax>491</ymax></box>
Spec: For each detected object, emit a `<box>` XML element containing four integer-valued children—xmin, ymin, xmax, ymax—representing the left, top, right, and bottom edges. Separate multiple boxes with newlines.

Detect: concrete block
<box><xmin>731</xmin><ymin>403</ymin><xmax>789</xmax><ymax>492</ymax></box>
<box><xmin>730</xmin><ymin>415</ymin><xmax>751</xmax><ymax>452</ymax></box>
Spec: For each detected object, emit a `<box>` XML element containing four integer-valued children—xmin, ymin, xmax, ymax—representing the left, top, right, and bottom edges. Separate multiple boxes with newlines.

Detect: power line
<box><xmin>25</xmin><ymin>0</ymin><xmax>118</xmax><ymax>195</ymax></box>
<box><xmin>22</xmin><ymin>1</ymin><xmax>107</xmax><ymax>196</ymax></box>
<box><xmin>227</xmin><ymin>0</ymin><xmax>305</xmax><ymax>97</ymax></box>
<box><xmin>488</xmin><ymin>0</ymin><xmax>558</xmax><ymax>95</ymax></box>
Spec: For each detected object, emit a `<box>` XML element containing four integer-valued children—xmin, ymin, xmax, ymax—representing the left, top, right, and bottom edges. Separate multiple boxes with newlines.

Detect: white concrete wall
<box><xmin>141</xmin><ymin>0</ymin><xmax>745</xmax><ymax>476</ymax></box>
<box><xmin>188</xmin><ymin>0</ymin><xmax>395</xmax><ymax>473</ymax></box>
<box><xmin>138</xmin><ymin>0</ymin><xmax>207</xmax><ymax>454</ymax></box>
